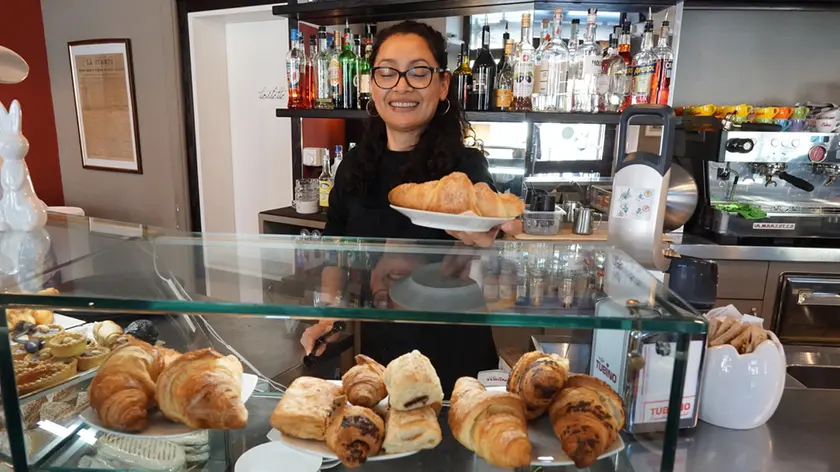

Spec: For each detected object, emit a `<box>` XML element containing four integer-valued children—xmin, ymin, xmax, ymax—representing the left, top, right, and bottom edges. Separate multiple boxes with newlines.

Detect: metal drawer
<box><xmin>775</xmin><ymin>273</ymin><xmax>840</xmax><ymax>346</ymax></box>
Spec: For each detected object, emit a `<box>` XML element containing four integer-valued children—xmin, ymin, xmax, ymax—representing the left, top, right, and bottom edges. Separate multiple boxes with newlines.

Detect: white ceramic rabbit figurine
<box><xmin>0</xmin><ymin>100</ymin><xmax>47</xmax><ymax>231</ymax></box>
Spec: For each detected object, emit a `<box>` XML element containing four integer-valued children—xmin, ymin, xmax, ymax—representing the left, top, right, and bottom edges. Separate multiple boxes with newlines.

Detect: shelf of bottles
<box><xmin>281</xmin><ymin>9</ymin><xmax>675</xmax><ymax>126</ymax></box>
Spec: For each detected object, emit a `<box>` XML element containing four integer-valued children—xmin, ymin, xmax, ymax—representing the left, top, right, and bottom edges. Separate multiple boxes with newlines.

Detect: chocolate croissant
<box><xmin>388</xmin><ymin>172</ymin><xmax>524</xmax><ymax>218</ymax></box>
<box><xmin>549</xmin><ymin>374</ymin><xmax>625</xmax><ymax>468</ymax></box>
<box><xmin>448</xmin><ymin>377</ymin><xmax>531</xmax><ymax>468</ymax></box>
<box><xmin>325</xmin><ymin>396</ymin><xmax>385</xmax><ymax>468</ymax></box>
<box><xmin>507</xmin><ymin>351</ymin><xmax>570</xmax><ymax>419</ymax></box>
<box><xmin>342</xmin><ymin>354</ymin><xmax>387</xmax><ymax>408</ymax></box>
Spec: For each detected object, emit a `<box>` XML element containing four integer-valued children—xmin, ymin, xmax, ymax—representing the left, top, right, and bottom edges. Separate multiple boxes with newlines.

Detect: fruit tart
<box><xmin>30</xmin><ymin>324</ymin><xmax>64</xmax><ymax>344</ymax></box>
<box><xmin>47</xmin><ymin>333</ymin><xmax>87</xmax><ymax>358</ymax></box>
<box><xmin>77</xmin><ymin>346</ymin><xmax>110</xmax><ymax>371</ymax></box>
<box><xmin>25</xmin><ymin>348</ymin><xmax>56</xmax><ymax>364</ymax></box>
<box><xmin>16</xmin><ymin>359</ymin><xmax>77</xmax><ymax>395</ymax></box>
<box><xmin>12</xmin><ymin>344</ymin><xmax>29</xmax><ymax>361</ymax></box>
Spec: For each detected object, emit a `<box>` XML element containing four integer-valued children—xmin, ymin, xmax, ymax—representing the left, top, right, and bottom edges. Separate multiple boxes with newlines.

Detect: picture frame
<box><xmin>68</xmin><ymin>39</ymin><xmax>142</xmax><ymax>173</ymax></box>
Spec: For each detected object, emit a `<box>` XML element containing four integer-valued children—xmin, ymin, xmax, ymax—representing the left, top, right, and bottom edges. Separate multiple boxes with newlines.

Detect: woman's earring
<box><xmin>438</xmin><ymin>98</ymin><xmax>451</xmax><ymax>116</ymax></box>
<box><xmin>366</xmin><ymin>100</ymin><xmax>379</xmax><ymax>117</ymax></box>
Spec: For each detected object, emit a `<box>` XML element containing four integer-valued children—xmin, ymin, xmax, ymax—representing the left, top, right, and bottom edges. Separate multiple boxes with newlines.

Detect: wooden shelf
<box><xmin>274</xmin><ymin>108</ymin><xmax>709</xmax><ymax>126</ymax></box>
<box><xmin>272</xmin><ymin>0</ymin><xmax>675</xmax><ymax>25</ymax></box>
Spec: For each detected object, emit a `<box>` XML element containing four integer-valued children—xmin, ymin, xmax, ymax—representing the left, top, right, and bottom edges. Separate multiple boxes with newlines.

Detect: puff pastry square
<box><xmin>383</xmin><ymin>406</ymin><xmax>442</xmax><ymax>454</ymax></box>
<box><xmin>270</xmin><ymin>377</ymin><xmax>343</xmax><ymax>440</ymax></box>
<box><xmin>383</xmin><ymin>350</ymin><xmax>443</xmax><ymax>411</ymax></box>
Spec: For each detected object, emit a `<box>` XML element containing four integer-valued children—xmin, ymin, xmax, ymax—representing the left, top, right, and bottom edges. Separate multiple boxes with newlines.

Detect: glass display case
<box><xmin>0</xmin><ymin>215</ymin><xmax>705</xmax><ymax>472</ymax></box>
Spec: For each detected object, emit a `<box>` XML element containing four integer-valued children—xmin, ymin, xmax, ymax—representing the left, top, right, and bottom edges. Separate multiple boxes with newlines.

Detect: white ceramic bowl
<box><xmin>698</xmin><ymin>331</ymin><xmax>785</xmax><ymax>430</ymax></box>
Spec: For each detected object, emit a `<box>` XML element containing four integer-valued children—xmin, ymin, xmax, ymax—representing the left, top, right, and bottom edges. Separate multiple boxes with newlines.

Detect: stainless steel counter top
<box><xmin>673</xmin><ymin>242</ymin><xmax>840</xmax><ymax>263</ymax></box>
<box><xmin>624</xmin><ymin>387</ymin><xmax>840</xmax><ymax>472</ymax></box>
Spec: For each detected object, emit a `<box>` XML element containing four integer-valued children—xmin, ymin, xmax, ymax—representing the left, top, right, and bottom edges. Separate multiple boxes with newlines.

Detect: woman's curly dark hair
<box><xmin>344</xmin><ymin>20</ymin><xmax>473</xmax><ymax>195</ymax></box>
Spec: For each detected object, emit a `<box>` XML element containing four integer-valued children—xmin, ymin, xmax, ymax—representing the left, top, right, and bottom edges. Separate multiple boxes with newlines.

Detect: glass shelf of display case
<box><xmin>1</xmin><ymin>234</ymin><xmax>704</xmax><ymax>334</ymax></box>
<box><xmin>0</xmin><ymin>216</ymin><xmax>703</xmax><ymax>472</ymax></box>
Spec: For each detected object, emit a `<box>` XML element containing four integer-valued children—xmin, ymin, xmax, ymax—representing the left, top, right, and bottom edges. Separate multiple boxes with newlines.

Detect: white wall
<box><xmin>189</xmin><ymin>7</ymin><xmax>292</xmax><ymax>236</ymax></box>
<box><xmin>41</xmin><ymin>0</ymin><xmax>189</xmax><ymax>229</ymax></box>
<box><xmin>672</xmin><ymin>9</ymin><xmax>840</xmax><ymax>106</ymax></box>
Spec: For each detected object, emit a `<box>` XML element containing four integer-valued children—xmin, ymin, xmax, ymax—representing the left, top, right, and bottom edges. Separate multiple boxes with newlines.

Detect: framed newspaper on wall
<box><xmin>68</xmin><ymin>39</ymin><xmax>142</xmax><ymax>173</ymax></box>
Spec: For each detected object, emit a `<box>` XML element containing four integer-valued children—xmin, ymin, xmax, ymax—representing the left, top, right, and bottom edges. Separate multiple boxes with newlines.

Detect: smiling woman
<box><xmin>300</xmin><ymin>21</ymin><xmax>522</xmax><ymax>394</ymax></box>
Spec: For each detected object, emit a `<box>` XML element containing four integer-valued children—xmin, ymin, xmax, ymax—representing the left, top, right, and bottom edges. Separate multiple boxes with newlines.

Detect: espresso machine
<box><xmin>681</xmin><ymin>128</ymin><xmax>840</xmax><ymax>245</ymax></box>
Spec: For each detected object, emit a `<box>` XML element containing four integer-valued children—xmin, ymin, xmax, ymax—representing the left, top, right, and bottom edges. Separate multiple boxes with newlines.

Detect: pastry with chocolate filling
<box><xmin>325</xmin><ymin>396</ymin><xmax>385</xmax><ymax>468</ymax></box>
<box><xmin>77</xmin><ymin>346</ymin><xmax>111</xmax><ymax>371</ymax></box>
<box><xmin>47</xmin><ymin>332</ymin><xmax>87</xmax><ymax>358</ymax></box>
<box><xmin>382</xmin><ymin>350</ymin><xmax>443</xmax><ymax>411</ymax></box>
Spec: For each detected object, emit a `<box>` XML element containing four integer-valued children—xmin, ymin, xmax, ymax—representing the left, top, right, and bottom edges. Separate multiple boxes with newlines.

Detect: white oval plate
<box><xmin>485</xmin><ymin>387</ymin><xmax>625</xmax><ymax>466</ymax></box>
<box><xmin>81</xmin><ymin>373</ymin><xmax>259</xmax><ymax>438</ymax></box>
<box><xmin>391</xmin><ymin>205</ymin><xmax>515</xmax><ymax>232</ymax></box>
<box><xmin>267</xmin><ymin>428</ymin><xmax>419</xmax><ymax>463</ymax></box>
<box><xmin>235</xmin><ymin>441</ymin><xmax>321</xmax><ymax>472</ymax></box>
<box><xmin>267</xmin><ymin>380</ymin><xmax>420</xmax><ymax>463</ymax></box>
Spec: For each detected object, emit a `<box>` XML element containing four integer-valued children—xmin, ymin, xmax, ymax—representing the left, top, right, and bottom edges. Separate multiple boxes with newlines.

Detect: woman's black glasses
<box><xmin>372</xmin><ymin>66</ymin><xmax>446</xmax><ymax>90</ymax></box>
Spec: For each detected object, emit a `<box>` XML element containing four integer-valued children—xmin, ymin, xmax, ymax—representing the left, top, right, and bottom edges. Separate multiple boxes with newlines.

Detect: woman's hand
<box><xmin>370</xmin><ymin>253</ymin><xmax>425</xmax><ymax>306</ymax></box>
<box><xmin>446</xmin><ymin>219</ymin><xmax>523</xmax><ymax>248</ymax></box>
<box><xmin>300</xmin><ymin>319</ymin><xmax>341</xmax><ymax>356</ymax></box>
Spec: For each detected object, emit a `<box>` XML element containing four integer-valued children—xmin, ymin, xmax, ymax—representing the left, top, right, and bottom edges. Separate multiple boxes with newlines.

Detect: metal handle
<box><xmin>777</xmin><ymin>171</ymin><xmax>815</xmax><ymax>192</ymax></box>
<box><xmin>797</xmin><ymin>290</ymin><xmax>840</xmax><ymax>306</ymax></box>
<box><xmin>615</xmin><ymin>105</ymin><xmax>676</xmax><ymax>176</ymax></box>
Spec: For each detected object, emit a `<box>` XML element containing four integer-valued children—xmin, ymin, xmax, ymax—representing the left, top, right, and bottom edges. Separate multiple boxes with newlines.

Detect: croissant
<box><xmin>342</xmin><ymin>354</ymin><xmax>387</xmax><ymax>408</ymax></box>
<box><xmin>325</xmin><ymin>396</ymin><xmax>385</xmax><ymax>468</ymax></box>
<box><xmin>548</xmin><ymin>375</ymin><xmax>625</xmax><ymax>468</ymax></box>
<box><xmin>88</xmin><ymin>341</ymin><xmax>164</xmax><ymax>432</ymax></box>
<box><xmin>448</xmin><ymin>377</ymin><xmax>531</xmax><ymax>468</ymax></box>
<box><xmin>155</xmin><ymin>348</ymin><xmax>248</xmax><ymax>430</ymax></box>
<box><xmin>507</xmin><ymin>351</ymin><xmax>570</xmax><ymax>419</ymax></box>
<box><xmin>157</xmin><ymin>346</ymin><xmax>182</xmax><ymax>368</ymax></box>
<box><xmin>93</xmin><ymin>320</ymin><xmax>124</xmax><ymax>348</ymax></box>
<box><xmin>388</xmin><ymin>172</ymin><xmax>524</xmax><ymax>218</ymax></box>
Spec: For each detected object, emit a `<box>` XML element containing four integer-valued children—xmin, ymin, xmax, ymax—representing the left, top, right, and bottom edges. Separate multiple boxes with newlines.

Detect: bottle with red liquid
<box><xmin>650</xmin><ymin>16</ymin><xmax>674</xmax><ymax>105</ymax></box>
<box><xmin>301</xmin><ymin>34</ymin><xmax>316</xmax><ymax>109</ymax></box>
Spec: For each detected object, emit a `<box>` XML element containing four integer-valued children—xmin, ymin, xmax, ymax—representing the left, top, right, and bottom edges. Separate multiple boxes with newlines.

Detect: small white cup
<box><xmin>817</xmin><ymin>107</ymin><xmax>840</xmax><ymax>120</ymax></box>
<box><xmin>815</xmin><ymin>118</ymin><xmax>839</xmax><ymax>133</ymax></box>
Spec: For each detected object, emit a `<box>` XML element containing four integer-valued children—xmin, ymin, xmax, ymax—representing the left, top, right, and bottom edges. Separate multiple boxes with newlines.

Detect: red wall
<box><xmin>0</xmin><ymin>1</ymin><xmax>64</xmax><ymax>206</ymax></box>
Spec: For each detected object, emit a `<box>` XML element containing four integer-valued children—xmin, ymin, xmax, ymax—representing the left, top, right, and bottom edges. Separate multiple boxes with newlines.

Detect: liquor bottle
<box><xmin>631</xmin><ymin>18</ymin><xmax>656</xmax><ymax>105</ymax></box>
<box><xmin>453</xmin><ymin>43</ymin><xmax>472</xmax><ymax>109</ymax></box>
<box><xmin>318</xmin><ymin>151</ymin><xmax>333</xmax><ymax>209</ymax></box>
<box><xmin>357</xmin><ymin>28</ymin><xmax>373</xmax><ymax>109</ymax></box>
<box><xmin>339</xmin><ymin>23</ymin><xmax>358</xmax><ymax>109</ymax></box>
<box><xmin>314</xmin><ymin>27</ymin><xmax>333</xmax><ymax>110</ymax></box>
<box><xmin>651</xmin><ymin>15</ymin><xmax>674</xmax><ymax>105</ymax></box>
<box><xmin>497</xmin><ymin>22</ymin><xmax>511</xmax><ymax>76</ymax></box>
<box><xmin>331</xmin><ymin>145</ymin><xmax>343</xmax><ymax>177</ymax></box>
<box><xmin>494</xmin><ymin>39</ymin><xmax>514</xmax><ymax>111</ymax></box>
<box><xmin>599</xmin><ymin>35</ymin><xmax>621</xmax><ymax>112</ymax></box>
<box><xmin>286</xmin><ymin>29</ymin><xmax>304</xmax><ymax>109</ymax></box>
<box><xmin>532</xmin><ymin>18</ymin><xmax>551</xmax><ymax>111</ymax></box>
<box><xmin>469</xmin><ymin>17</ymin><xmax>495</xmax><ymax>111</ymax></box>
<box><xmin>541</xmin><ymin>8</ymin><xmax>569</xmax><ymax>112</ymax></box>
<box><xmin>301</xmin><ymin>34</ymin><xmax>315</xmax><ymax>109</ymax></box>
<box><xmin>329</xmin><ymin>31</ymin><xmax>342</xmax><ymax>108</ymax></box>
<box><xmin>512</xmin><ymin>13</ymin><xmax>534</xmax><ymax>111</ymax></box>
<box><xmin>572</xmin><ymin>9</ymin><xmax>603</xmax><ymax>113</ymax></box>
<box><xmin>564</xmin><ymin>19</ymin><xmax>580</xmax><ymax>113</ymax></box>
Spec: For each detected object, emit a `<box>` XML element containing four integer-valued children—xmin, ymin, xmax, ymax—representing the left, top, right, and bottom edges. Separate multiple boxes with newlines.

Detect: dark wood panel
<box><xmin>272</xmin><ymin>0</ymin><xmax>676</xmax><ymax>24</ymax></box>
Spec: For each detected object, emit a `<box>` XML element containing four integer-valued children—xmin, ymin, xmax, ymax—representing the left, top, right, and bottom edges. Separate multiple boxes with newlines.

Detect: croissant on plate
<box><xmin>342</xmin><ymin>354</ymin><xmax>387</xmax><ymax>408</ymax></box>
<box><xmin>548</xmin><ymin>374</ymin><xmax>625</xmax><ymax>468</ymax></box>
<box><xmin>88</xmin><ymin>341</ymin><xmax>165</xmax><ymax>432</ymax></box>
<box><xmin>388</xmin><ymin>172</ymin><xmax>525</xmax><ymax>218</ymax></box>
<box><xmin>507</xmin><ymin>351</ymin><xmax>570</xmax><ymax>419</ymax></box>
<box><xmin>448</xmin><ymin>377</ymin><xmax>531</xmax><ymax>468</ymax></box>
<box><xmin>325</xmin><ymin>396</ymin><xmax>386</xmax><ymax>468</ymax></box>
<box><xmin>155</xmin><ymin>348</ymin><xmax>248</xmax><ymax>430</ymax></box>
